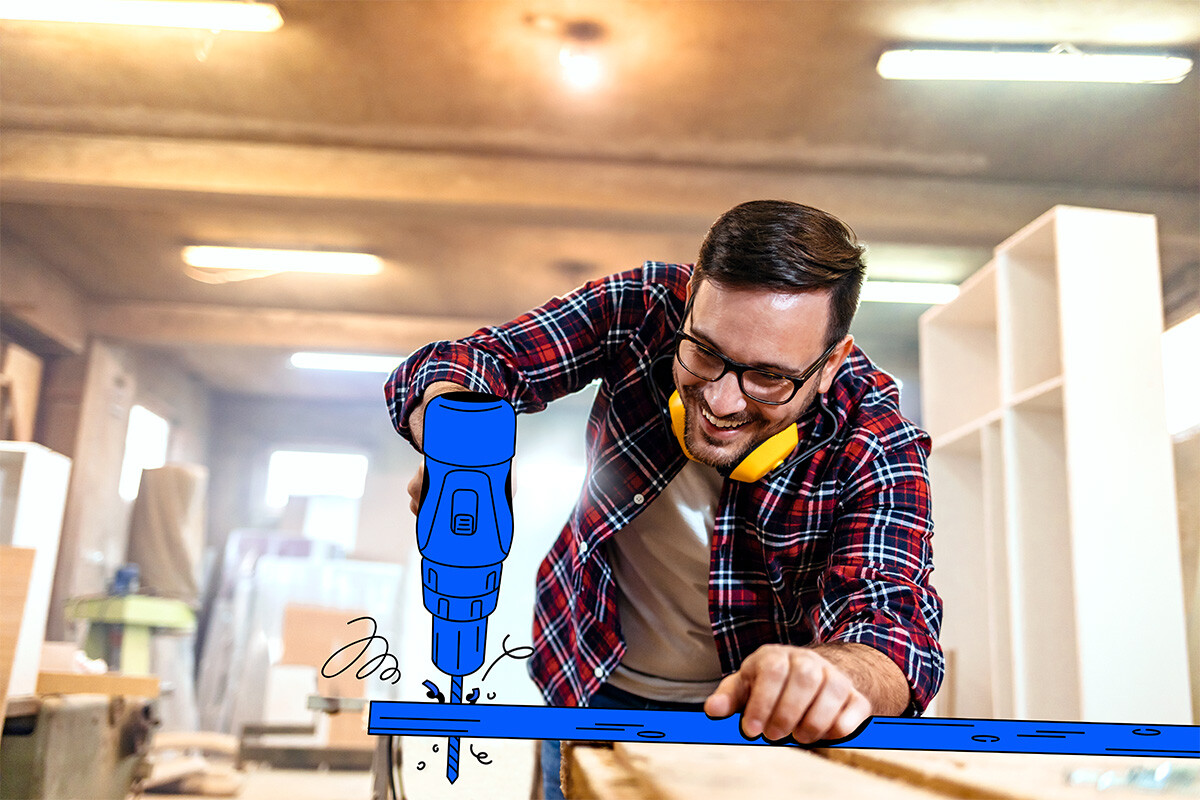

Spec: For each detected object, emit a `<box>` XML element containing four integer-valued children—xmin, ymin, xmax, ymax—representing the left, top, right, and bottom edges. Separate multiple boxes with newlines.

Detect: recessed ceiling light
<box><xmin>182</xmin><ymin>246</ymin><xmax>383</xmax><ymax>276</ymax></box>
<box><xmin>0</xmin><ymin>0</ymin><xmax>283</xmax><ymax>31</ymax></box>
<box><xmin>289</xmin><ymin>352</ymin><xmax>403</xmax><ymax>374</ymax></box>
<box><xmin>560</xmin><ymin>46</ymin><xmax>603</xmax><ymax>90</ymax></box>
<box><xmin>877</xmin><ymin>45</ymin><xmax>1192</xmax><ymax>84</ymax></box>
<box><xmin>861</xmin><ymin>281</ymin><xmax>960</xmax><ymax>305</ymax></box>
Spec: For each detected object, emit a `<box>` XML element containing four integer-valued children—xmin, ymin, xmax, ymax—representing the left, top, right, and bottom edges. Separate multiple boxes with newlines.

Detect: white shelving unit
<box><xmin>920</xmin><ymin>206</ymin><xmax>1191</xmax><ymax>723</ymax></box>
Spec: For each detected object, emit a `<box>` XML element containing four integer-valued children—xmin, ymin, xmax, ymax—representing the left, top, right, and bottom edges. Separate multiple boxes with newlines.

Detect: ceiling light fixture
<box><xmin>860</xmin><ymin>281</ymin><xmax>960</xmax><ymax>305</ymax></box>
<box><xmin>560</xmin><ymin>45</ymin><xmax>602</xmax><ymax>90</ymax></box>
<box><xmin>181</xmin><ymin>246</ymin><xmax>383</xmax><ymax>283</ymax></box>
<box><xmin>542</xmin><ymin>17</ymin><xmax>606</xmax><ymax>91</ymax></box>
<box><xmin>0</xmin><ymin>0</ymin><xmax>283</xmax><ymax>32</ymax></box>
<box><xmin>289</xmin><ymin>352</ymin><xmax>402</xmax><ymax>374</ymax></box>
<box><xmin>877</xmin><ymin>44</ymin><xmax>1192</xmax><ymax>84</ymax></box>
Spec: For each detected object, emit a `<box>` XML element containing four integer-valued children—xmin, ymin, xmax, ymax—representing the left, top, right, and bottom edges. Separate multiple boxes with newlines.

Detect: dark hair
<box><xmin>691</xmin><ymin>200</ymin><xmax>866</xmax><ymax>345</ymax></box>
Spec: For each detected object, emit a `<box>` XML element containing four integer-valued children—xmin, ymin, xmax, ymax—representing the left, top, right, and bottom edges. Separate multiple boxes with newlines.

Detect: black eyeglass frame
<box><xmin>672</xmin><ymin>329</ymin><xmax>840</xmax><ymax>405</ymax></box>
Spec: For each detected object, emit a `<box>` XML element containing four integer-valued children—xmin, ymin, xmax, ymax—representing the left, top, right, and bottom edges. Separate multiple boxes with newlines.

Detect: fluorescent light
<box><xmin>182</xmin><ymin>246</ymin><xmax>382</xmax><ymax>275</ymax></box>
<box><xmin>861</xmin><ymin>281</ymin><xmax>960</xmax><ymax>305</ymax></box>
<box><xmin>0</xmin><ymin>0</ymin><xmax>282</xmax><ymax>31</ymax></box>
<box><xmin>290</xmin><ymin>352</ymin><xmax>402</xmax><ymax>373</ymax></box>
<box><xmin>1163</xmin><ymin>313</ymin><xmax>1200</xmax><ymax>436</ymax></box>
<box><xmin>877</xmin><ymin>46</ymin><xmax>1192</xmax><ymax>84</ymax></box>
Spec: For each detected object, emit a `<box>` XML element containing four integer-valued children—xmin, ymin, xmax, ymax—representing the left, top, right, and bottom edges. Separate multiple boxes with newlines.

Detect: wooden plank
<box><xmin>606</xmin><ymin>743</ymin><xmax>946</xmax><ymax>800</ymax></box>
<box><xmin>0</xmin><ymin>546</ymin><xmax>36</xmax><ymax>716</ymax></box>
<box><xmin>36</xmin><ymin>670</ymin><xmax>160</xmax><ymax>697</ymax></box>
<box><xmin>563</xmin><ymin>744</ymin><xmax>657</xmax><ymax>800</ymax></box>
<box><xmin>818</xmin><ymin>748</ymin><xmax>1200</xmax><ymax>800</ymax></box>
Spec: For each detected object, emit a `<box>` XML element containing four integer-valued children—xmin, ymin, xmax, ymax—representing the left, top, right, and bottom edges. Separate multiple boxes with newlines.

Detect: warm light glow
<box><xmin>289</xmin><ymin>352</ymin><xmax>402</xmax><ymax>373</ymax></box>
<box><xmin>182</xmin><ymin>246</ymin><xmax>382</xmax><ymax>275</ymax></box>
<box><xmin>877</xmin><ymin>47</ymin><xmax>1192</xmax><ymax>84</ymax></box>
<box><xmin>0</xmin><ymin>0</ymin><xmax>283</xmax><ymax>31</ymax></box>
<box><xmin>265</xmin><ymin>450</ymin><xmax>368</xmax><ymax>509</ymax></box>
<box><xmin>559</xmin><ymin>45</ymin><xmax>602</xmax><ymax>90</ymax></box>
<box><xmin>860</xmin><ymin>281</ymin><xmax>960</xmax><ymax>305</ymax></box>
<box><xmin>1163</xmin><ymin>313</ymin><xmax>1200</xmax><ymax>436</ymax></box>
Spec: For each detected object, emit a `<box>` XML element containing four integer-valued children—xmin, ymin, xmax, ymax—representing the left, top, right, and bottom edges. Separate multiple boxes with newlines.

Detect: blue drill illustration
<box><xmin>415</xmin><ymin>392</ymin><xmax>516</xmax><ymax>784</ymax></box>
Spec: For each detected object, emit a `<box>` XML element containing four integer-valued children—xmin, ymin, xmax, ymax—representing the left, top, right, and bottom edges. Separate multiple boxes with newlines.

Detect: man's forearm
<box><xmin>811</xmin><ymin>642</ymin><xmax>911</xmax><ymax>717</ymax></box>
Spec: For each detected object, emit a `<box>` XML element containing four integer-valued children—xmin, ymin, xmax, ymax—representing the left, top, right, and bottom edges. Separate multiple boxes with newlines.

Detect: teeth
<box><xmin>702</xmin><ymin>408</ymin><xmax>745</xmax><ymax>429</ymax></box>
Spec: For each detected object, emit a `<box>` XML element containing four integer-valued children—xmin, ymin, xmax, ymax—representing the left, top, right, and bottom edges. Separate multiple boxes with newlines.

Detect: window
<box><xmin>119</xmin><ymin>405</ymin><xmax>171</xmax><ymax>501</ymax></box>
<box><xmin>265</xmin><ymin>449</ymin><xmax>369</xmax><ymax>550</ymax></box>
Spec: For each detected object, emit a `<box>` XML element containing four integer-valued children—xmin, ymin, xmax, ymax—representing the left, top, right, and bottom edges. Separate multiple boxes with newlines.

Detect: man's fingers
<box><xmin>407</xmin><ymin>465</ymin><xmax>424</xmax><ymax>516</ymax></box>
<box><xmin>790</xmin><ymin>670</ymin><xmax>852</xmax><ymax>743</ymax></box>
<box><xmin>828</xmin><ymin>691</ymin><xmax>873</xmax><ymax>740</ymax></box>
<box><xmin>761</xmin><ymin>654</ymin><xmax>824</xmax><ymax>741</ymax></box>
<box><xmin>738</xmin><ymin>649</ymin><xmax>793</xmax><ymax>739</ymax></box>
<box><xmin>704</xmin><ymin>672</ymin><xmax>748</xmax><ymax>719</ymax></box>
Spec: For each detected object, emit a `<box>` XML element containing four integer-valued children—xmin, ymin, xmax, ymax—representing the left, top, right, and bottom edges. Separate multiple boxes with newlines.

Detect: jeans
<box><xmin>540</xmin><ymin>683</ymin><xmax>706</xmax><ymax>800</ymax></box>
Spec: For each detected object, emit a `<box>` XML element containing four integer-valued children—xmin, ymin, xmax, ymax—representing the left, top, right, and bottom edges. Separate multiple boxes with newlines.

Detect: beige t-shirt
<box><xmin>606</xmin><ymin>459</ymin><xmax>726</xmax><ymax>702</ymax></box>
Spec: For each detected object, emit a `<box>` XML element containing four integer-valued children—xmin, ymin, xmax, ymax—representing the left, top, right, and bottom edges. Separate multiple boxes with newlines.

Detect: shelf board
<box><xmin>932</xmin><ymin>408</ymin><xmax>1004</xmax><ymax>452</ymax></box>
<box><xmin>1008</xmin><ymin>375</ymin><xmax>1064</xmax><ymax>411</ymax></box>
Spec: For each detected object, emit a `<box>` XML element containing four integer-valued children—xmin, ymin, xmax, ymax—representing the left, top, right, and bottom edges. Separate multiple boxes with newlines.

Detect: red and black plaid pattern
<box><xmin>386</xmin><ymin>262</ymin><xmax>944</xmax><ymax>714</ymax></box>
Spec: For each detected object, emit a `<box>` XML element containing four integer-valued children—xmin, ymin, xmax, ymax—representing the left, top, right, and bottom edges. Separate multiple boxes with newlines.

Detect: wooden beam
<box><xmin>4</xmin><ymin>131</ymin><xmax>1197</xmax><ymax>250</ymax></box>
<box><xmin>0</xmin><ymin>237</ymin><xmax>89</xmax><ymax>354</ymax></box>
<box><xmin>87</xmin><ymin>301</ymin><xmax>491</xmax><ymax>353</ymax></box>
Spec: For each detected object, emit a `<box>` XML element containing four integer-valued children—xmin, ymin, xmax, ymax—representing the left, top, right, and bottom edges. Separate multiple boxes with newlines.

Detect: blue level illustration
<box><xmin>369</xmin><ymin>701</ymin><xmax>1199</xmax><ymax>759</ymax></box>
<box><xmin>415</xmin><ymin>392</ymin><xmax>517</xmax><ymax>784</ymax></box>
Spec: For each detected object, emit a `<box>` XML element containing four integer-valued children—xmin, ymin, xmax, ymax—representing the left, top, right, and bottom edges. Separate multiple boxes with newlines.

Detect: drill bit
<box><xmin>447</xmin><ymin>675</ymin><xmax>462</xmax><ymax>783</ymax></box>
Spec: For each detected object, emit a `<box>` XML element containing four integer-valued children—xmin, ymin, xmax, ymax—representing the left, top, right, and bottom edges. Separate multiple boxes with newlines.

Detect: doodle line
<box><xmin>321</xmin><ymin>616</ymin><xmax>402</xmax><ymax>685</ymax></box>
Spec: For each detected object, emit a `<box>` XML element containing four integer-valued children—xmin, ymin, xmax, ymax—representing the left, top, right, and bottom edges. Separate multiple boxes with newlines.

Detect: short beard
<box><xmin>681</xmin><ymin>381</ymin><xmax>820</xmax><ymax>476</ymax></box>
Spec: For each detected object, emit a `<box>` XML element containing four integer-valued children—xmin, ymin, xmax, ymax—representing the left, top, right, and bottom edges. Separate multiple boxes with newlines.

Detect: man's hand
<box><xmin>407</xmin><ymin>464</ymin><xmax>425</xmax><ymax>516</ymax></box>
<box><xmin>704</xmin><ymin>643</ymin><xmax>905</xmax><ymax>744</ymax></box>
<box><xmin>407</xmin><ymin>381</ymin><xmax>472</xmax><ymax>451</ymax></box>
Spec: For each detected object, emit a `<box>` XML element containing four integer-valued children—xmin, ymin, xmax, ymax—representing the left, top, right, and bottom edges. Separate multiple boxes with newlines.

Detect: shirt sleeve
<box><xmin>814</xmin><ymin>433</ymin><xmax>945</xmax><ymax>715</ymax></box>
<box><xmin>384</xmin><ymin>265</ymin><xmax>663</xmax><ymax>448</ymax></box>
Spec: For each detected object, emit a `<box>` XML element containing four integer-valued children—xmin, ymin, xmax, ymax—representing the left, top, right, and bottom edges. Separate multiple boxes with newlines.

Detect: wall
<box><xmin>42</xmin><ymin>340</ymin><xmax>211</xmax><ymax>641</ymax></box>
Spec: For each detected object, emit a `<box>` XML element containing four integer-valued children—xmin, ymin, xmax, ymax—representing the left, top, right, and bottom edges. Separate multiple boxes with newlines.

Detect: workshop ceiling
<box><xmin>2</xmin><ymin>0</ymin><xmax>1197</xmax><ymax>400</ymax></box>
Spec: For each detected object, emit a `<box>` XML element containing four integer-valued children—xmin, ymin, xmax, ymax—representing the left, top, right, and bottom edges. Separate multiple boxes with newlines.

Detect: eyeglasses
<box><xmin>673</xmin><ymin>329</ymin><xmax>838</xmax><ymax>405</ymax></box>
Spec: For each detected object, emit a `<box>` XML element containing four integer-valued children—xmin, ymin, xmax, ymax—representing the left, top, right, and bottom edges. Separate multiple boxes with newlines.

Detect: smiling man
<box><xmin>386</xmin><ymin>200</ymin><xmax>943</xmax><ymax>800</ymax></box>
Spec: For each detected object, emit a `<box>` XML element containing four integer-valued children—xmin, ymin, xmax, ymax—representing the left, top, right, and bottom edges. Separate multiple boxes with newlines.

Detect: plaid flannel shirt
<box><xmin>385</xmin><ymin>262</ymin><xmax>944</xmax><ymax>713</ymax></box>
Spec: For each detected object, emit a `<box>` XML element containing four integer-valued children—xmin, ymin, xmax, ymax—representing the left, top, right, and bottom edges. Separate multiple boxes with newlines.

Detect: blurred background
<box><xmin>0</xmin><ymin>2</ymin><xmax>1197</xmax><ymax>798</ymax></box>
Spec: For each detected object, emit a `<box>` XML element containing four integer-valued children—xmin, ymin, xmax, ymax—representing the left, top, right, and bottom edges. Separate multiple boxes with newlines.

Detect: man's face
<box><xmin>672</xmin><ymin>279</ymin><xmax>848</xmax><ymax>473</ymax></box>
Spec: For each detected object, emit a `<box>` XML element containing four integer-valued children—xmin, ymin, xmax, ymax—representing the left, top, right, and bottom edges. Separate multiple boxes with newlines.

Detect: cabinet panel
<box><xmin>1006</xmin><ymin>393</ymin><xmax>1080</xmax><ymax>720</ymax></box>
<box><xmin>919</xmin><ymin>263</ymin><xmax>1000</xmax><ymax>440</ymax></box>
<box><xmin>998</xmin><ymin>220</ymin><xmax>1062</xmax><ymax>398</ymax></box>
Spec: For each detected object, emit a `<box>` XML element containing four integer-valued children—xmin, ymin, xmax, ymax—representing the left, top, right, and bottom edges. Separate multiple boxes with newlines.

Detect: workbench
<box><xmin>562</xmin><ymin>740</ymin><xmax>1200</xmax><ymax>799</ymax></box>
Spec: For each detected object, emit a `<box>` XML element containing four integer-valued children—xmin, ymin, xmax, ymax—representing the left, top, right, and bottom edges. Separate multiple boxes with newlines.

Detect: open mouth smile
<box><xmin>701</xmin><ymin>407</ymin><xmax>748</xmax><ymax>431</ymax></box>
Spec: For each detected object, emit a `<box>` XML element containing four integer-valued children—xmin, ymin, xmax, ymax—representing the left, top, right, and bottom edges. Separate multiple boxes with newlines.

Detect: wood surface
<box><xmin>35</xmin><ymin>669</ymin><xmax>160</xmax><ymax>697</ymax></box>
<box><xmin>565</xmin><ymin>741</ymin><xmax>1200</xmax><ymax>800</ymax></box>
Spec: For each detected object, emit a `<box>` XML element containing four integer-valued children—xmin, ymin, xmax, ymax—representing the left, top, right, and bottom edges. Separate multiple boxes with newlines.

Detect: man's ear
<box><xmin>817</xmin><ymin>335</ymin><xmax>854</xmax><ymax>393</ymax></box>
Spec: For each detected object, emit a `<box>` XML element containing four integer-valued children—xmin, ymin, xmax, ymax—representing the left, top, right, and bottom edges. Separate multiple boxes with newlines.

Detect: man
<box><xmin>387</xmin><ymin>200</ymin><xmax>943</xmax><ymax>798</ymax></box>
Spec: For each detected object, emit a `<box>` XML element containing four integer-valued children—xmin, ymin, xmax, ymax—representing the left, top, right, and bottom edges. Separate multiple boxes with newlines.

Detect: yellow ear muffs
<box><xmin>669</xmin><ymin>391</ymin><xmax>798</xmax><ymax>482</ymax></box>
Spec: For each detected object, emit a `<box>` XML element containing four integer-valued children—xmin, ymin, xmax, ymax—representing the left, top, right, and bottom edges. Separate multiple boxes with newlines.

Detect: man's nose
<box><xmin>704</xmin><ymin>372</ymin><xmax>747</xmax><ymax>417</ymax></box>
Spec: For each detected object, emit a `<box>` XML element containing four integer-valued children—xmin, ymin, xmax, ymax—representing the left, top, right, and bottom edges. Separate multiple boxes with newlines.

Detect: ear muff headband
<box><xmin>669</xmin><ymin>391</ymin><xmax>798</xmax><ymax>482</ymax></box>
